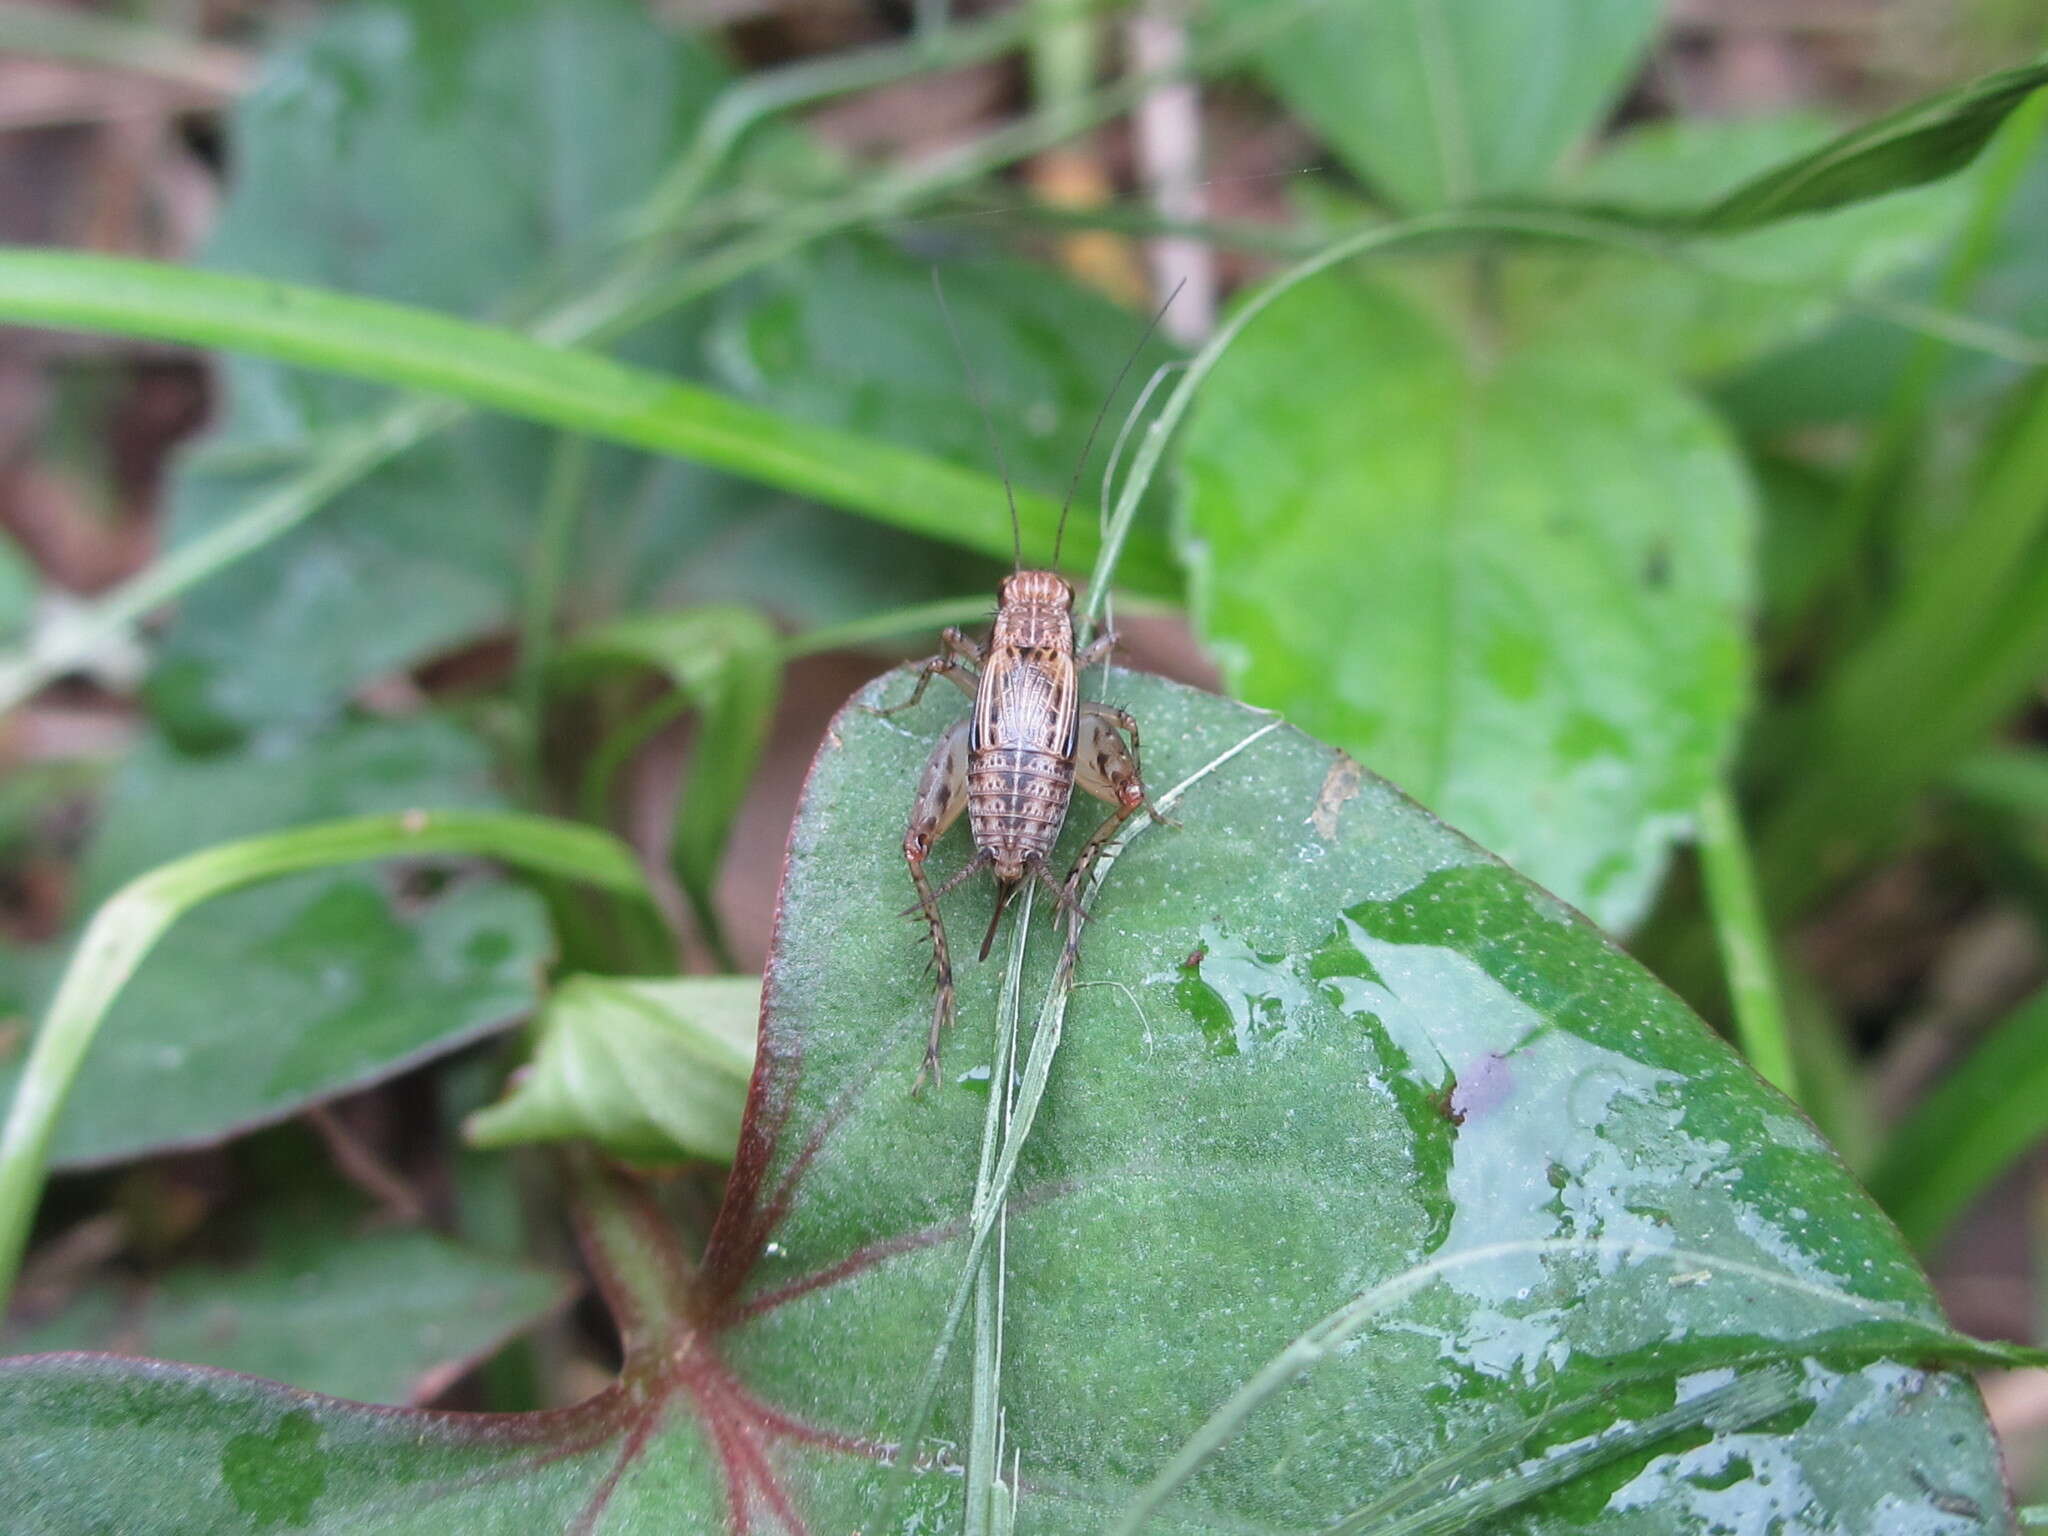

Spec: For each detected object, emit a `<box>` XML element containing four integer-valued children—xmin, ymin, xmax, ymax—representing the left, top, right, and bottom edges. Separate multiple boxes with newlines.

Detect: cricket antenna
<box><xmin>931</xmin><ymin>267</ymin><xmax>1022</xmax><ymax>573</ymax></box>
<box><xmin>1052</xmin><ymin>277</ymin><xmax>1187</xmax><ymax>568</ymax></box>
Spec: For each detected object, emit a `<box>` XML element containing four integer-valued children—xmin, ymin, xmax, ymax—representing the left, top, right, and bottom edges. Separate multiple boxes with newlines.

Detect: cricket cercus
<box><xmin>871</xmin><ymin>275</ymin><xmax>1179</xmax><ymax>1091</ymax></box>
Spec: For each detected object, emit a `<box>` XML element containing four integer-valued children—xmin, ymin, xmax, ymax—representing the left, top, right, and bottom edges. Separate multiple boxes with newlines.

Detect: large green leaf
<box><xmin>7</xmin><ymin>1192</ymin><xmax>572</xmax><ymax>1406</ymax></box>
<box><xmin>1225</xmin><ymin>0</ymin><xmax>1660</xmax><ymax>211</ymax></box>
<box><xmin>0</xmin><ymin>673</ymin><xmax>2010</xmax><ymax>1531</ymax></box>
<box><xmin>0</xmin><ymin>717</ymin><xmax>554</xmax><ymax>1167</ymax></box>
<box><xmin>157</xmin><ymin>0</ymin><xmax>736</xmax><ymax>730</ymax></box>
<box><xmin>1179</xmin><ymin>270</ymin><xmax>1754</xmax><ymax>931</ymax></box>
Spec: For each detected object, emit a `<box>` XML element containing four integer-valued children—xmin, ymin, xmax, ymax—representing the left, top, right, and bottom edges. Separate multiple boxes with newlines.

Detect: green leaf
<box><xmin>1179</xmin><ymin>270</ymin><xmax>1754</xmax><ymax>931</ymax></box>
<box><xmin>0</xmin><ymin>717</ymin><xmax>552</xmax><ymax>1169</ymax></box>
<box><xmin>0</xmin><ymin>674</ymin><xmax>2009</xmax><ymax>1531</ymax></box>
<box><xmin>1869</xmin><ymin>984</ymin><xmax>2048</xmax><ymax>1251</ymax></box>
<box><xmin>1224</xmin><ymin>0</ymin><xmax>1660</xmax><ymax>210</ymax></box>
<box><xmin>556</xmin><ymin>607</ymin><xmax>781</xmax><ymax>958</ymax></box>
<box><xmin>465</xmin><ymin>975</ymin><xmax>757</xmax><ymax>1163</ymax></box>
<box><xmin>0</xmin><ymin>809</ymin><xmax>653</xmax><ymax>1299</ymax></box>
<box><xmin>3</xmin><ymin>872</ymin><xmax>549</xmax><ymax>1172</ymax></box>
<box><xmin>1688</xmin><ymin>58</ymin><xmax>2048</xmax><ymax>233</ymax></box>
<box><xmin>8</xmin><ymin>1193</ymin><xmax>573</xmax><ymax>1406</ymax></box>
<box><xmin>1503</xmin><ymin>114</ymin><xmax>1971</xmax><ymax>376</ymax></box>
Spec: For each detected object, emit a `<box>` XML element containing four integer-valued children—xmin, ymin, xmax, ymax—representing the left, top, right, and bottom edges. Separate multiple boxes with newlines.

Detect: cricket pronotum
<box><xmin>871</xmin><ymin>273</ymin><xmax>1180</xmax><ymax>1090</ymax></box>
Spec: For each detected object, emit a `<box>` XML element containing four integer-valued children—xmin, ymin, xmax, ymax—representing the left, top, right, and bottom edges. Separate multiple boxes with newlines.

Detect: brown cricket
<box><xmin>872</xmin><ymin>274</ymin><xmax>1178</xmax><ymax>1090</ymax></box>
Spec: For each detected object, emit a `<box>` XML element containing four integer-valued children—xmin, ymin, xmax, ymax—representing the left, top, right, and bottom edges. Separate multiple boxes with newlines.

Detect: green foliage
<box><xmin>1872</xmin><ymin>986</ymin><xmax>2048</xmax><ymax>1250</ymax></box>
<box><xmin>0</xmin><ymin>676</ymin><xmax>2019</xmax><ymax>1531</ymax></box>
<box><xmin>156</xmin><ymin>0</ymin><xmax>730</xmax><ymax>732</ymax></box>
<box><xmin>555</xmin><ymin>607</ymin><xmax>781</xmax><ymax>957</ymax></box>
<box><xmin>1180</xmin><ymin>269</ymin><xmax>1753</xmax><ymax>931</ymax></box>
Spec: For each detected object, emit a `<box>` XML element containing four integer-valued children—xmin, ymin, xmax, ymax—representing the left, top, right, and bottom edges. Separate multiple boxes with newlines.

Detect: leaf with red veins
<box><xmin>0</xmin><ymin>674</ymin><xmax>2014</xmax><ymax>1534</ymax></box>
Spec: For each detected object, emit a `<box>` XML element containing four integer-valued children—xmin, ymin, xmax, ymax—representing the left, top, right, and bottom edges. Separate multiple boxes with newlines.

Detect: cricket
<box><xmin>872</xmin><ymin>273</ymin><xmax>1179</xmax><ymax>1090</ymax></box>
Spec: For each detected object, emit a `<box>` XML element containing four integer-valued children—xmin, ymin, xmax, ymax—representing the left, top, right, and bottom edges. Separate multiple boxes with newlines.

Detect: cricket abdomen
<box><xmin>968</xmin><ymin>746</ymin><xmax>1074</xmax><ymax>873</ymax></box>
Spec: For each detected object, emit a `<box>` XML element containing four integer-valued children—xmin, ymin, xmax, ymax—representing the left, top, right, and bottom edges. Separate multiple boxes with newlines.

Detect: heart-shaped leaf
<box><xmin>1179</xmin><ymin>270</ymin><xmax>1754</xmax><ymax>931</ymax></box>
<box><xmin>0</xmin><ymin>673</ymin><xmax>2009</xmax><ymax>1532</ymax></box>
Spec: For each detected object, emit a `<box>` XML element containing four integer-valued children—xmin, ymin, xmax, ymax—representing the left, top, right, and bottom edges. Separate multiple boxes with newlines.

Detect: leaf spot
<box><xmin>1309</xmin><ymin>752</ymin><xmax>1363</xmax><ymax>841</ymax></box>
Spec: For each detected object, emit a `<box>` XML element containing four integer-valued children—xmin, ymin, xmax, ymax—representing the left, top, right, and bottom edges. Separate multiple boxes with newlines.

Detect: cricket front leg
<box><xmin>904</xmin><ymin>719</ymin><xmax>972</xmax><ymax>1091</ymax></box>
<box><xmin>1075</xmin><ymin>628</ymin><xmax>1119</xmax><ymax>671</ymax></box>
<box><xmin>871</xmin><ymin>628</ymin><xmax>981</xmax><ymax>717</ymax></box>
<box><xmin>1080</xmin><ymin>702</ymin><xmax>1174</xmax><ymax>826</ymax></box>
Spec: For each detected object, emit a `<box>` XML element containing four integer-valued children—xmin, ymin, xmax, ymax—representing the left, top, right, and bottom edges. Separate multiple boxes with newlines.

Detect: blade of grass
<box><xmin>624</xmin><ymin>0</ymin><xmax>1122</xmax><ymax>237</ymax></box>
<box><xmin>1868</xmin><ymin>985</ymin><xmax>2048</xmax><ymax>1251</ymax></box>
<box><xmin>1109</xmin><ymin>1238</ymin><xmax>2048</xmax><ymax>1536</ymax></box>
<box><xmin>0</xmin><ymin>810</ymin><xmax>656</xmax><ymax>1307</ymax></box>
<box><xmin>1324</xmin><ymin>1366</ymin><xmax>1805</xmax><ymax>1536</ymax></box>
<box><xmin>1758</xmin><ymin>372</ymin><xmax>2048</xmax><ymax>913</ymax></box>
<box><xmin>0</xmin><ymin>0</ymin><xmax>246</xmax><ymax>95</ymax></box>
<box><xmin>1695</xmin><ymin>780</ymin><xmax>1800</xmax><ymax>1100</ymax></box>
<box><xmin>0</xmin><ymin>248</ymin><xmax>1149</xmax><ymax>593</ymax></box>
<box><xmin>1812</xmin><ymin>87</ymin><xmax>2048</xmax><ymax>639</ymax></box>
<box><xmin>870</xmin><ymin>713</ymin><xmax>1282</xmax><ymax>1533</ymax></box>
<box><xmin>517</xmin><ymin>434</ymin><xmax>593</xmax><ymax>800</ymax></box>
<box><xmin>963</xmin><ymin>887</ymin><xmax>1031</xmax><ymax>1536</ymax></box>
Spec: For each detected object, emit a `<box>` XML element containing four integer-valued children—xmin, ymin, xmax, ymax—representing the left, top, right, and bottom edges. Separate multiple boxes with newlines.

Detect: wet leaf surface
<box><xmin>0</xmin><ymin>674</ymin><xmax>2007</xmax><ymax>1532</ymax></box>
<box><xmin>1179</xmin><ymin>269</ymin><xmax>1754</xmax><ymax>931</ymax></box>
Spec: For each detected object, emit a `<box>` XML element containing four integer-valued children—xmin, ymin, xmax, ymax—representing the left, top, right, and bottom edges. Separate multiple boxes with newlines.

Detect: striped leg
<box><xmin>904</xmin><ymin>719</ymin><xmax>972</xmax><ymax>1091</ymax></box>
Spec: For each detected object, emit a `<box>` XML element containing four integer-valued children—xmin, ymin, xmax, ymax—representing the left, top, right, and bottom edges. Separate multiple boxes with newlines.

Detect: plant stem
<box><xmin>518</xmin><ymin>435</ymin><xmax>592</xmax><ymax>801</ymax></box>
<box><xmin>1695</xmin><ymin>781</ymin><xmax>1800</xmax><ymax>1101</ymax></box>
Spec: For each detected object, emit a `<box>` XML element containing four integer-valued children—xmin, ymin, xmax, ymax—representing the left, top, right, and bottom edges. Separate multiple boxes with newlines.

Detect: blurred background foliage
<box><xmin>1</xmin><ymin>0</ymin><xmax>2048</xmax><ymax>1510</ymax></box>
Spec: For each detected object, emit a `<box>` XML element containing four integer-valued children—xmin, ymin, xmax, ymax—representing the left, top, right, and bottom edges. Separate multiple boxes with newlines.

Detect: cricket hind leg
<box><xmin>1055</xmin><ymin>706</ymin><xmax>1164</xmax><ymax>978</ymax></box>
<box><xmin>870</xmin><ymin>627</ymin><xmax>981</xmax><ymax>717</ymax></box>
<box><xmin>904</xmin><ymin>719</ymin><xmax>972</xmax><ymax>1092</ymax></box>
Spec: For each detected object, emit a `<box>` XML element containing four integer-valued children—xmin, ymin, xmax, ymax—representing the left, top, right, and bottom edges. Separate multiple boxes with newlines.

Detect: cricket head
<box><xmin>997</xmin><ymin>569</ymin><xmax>1075</xmax><ymax>610</ymax></box>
